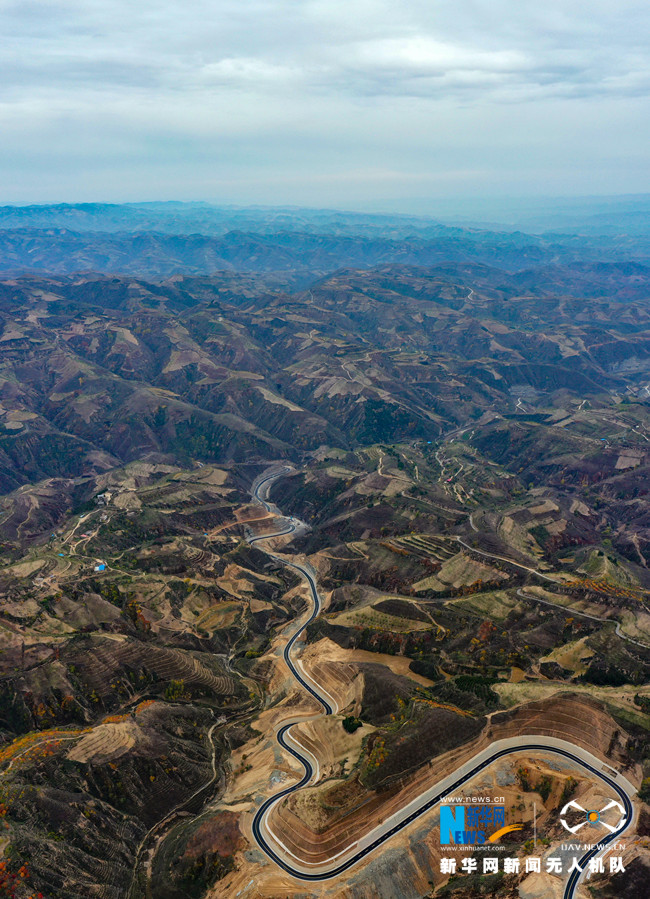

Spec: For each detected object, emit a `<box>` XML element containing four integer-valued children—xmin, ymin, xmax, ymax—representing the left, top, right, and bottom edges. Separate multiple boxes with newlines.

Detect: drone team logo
<box><xmin>559</xmin><ymin>799</ymin><xmax>627</xmax><ymax>835</ymax></box>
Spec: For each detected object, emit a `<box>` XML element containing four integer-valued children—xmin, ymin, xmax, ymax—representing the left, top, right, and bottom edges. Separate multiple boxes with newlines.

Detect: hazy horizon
<box><xmin>1</xmin><ymin>193</ymin><xmax>650</xmax><ymax>235</ymax></box>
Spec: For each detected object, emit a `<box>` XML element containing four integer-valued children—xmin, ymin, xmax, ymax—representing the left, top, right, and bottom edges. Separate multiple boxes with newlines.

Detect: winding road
<box><xmin>247</xmin><ymin>468</ymin><xmax>637</xmax><ymax>896</ymax></box>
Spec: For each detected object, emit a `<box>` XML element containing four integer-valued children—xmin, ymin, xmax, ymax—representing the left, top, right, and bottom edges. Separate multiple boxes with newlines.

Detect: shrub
<box><xmin>342</xmin><ymin>716</ymin><xmax>362</xmax><ymax>734</ymax></box>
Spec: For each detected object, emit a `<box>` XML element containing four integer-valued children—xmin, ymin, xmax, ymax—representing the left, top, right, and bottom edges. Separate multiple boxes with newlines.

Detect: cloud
<box><xmin>4</xmin><ymin>1</ymin><xmax>649</xmax><ymax>102</ymax></box>
<box><xmin>198</xmin><ymin>57</ymin><xmax>298</xmax><ymax>87</ymax></box>
<box><xmin>0</xmin><ymin>1</ymin><xmax>648</xmax><ymax>203</ymax></box>
<box><xmin>352</xmin><ymin>37</ymin><xmax>527</xmax><ymax>75</ymax></box>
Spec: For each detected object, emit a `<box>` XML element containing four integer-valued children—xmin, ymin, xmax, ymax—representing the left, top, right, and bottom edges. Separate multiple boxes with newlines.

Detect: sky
<box><xmin>1</xmin><ymin>0</ymin><xmax>650</xmax><ymax>210</ymax></box>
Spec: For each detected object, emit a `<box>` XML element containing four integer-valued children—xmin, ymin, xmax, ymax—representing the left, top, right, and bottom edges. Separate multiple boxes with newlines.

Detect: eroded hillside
<box><xmin>0</xmin><ymin>260</ymin><xmax>648</xmax><ymax>899</ymax></box>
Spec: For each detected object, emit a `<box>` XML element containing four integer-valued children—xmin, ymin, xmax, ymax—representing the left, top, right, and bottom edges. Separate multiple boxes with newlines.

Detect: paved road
<box><xmin>248</xmin><ymin>469</ymin><xmax>636</xmax><ymax>895</ymax></box>
<box><xmin>249</xmin><ymin>469</ymin><xmax>334</xmax><ymax>715</ymax></box>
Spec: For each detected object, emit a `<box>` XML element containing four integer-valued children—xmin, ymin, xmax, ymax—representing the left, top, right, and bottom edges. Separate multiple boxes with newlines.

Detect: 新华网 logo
<box><xmin>440</xmin><ymin>805</ymin><xmax>507</xmax><ymax>845</ymax></box>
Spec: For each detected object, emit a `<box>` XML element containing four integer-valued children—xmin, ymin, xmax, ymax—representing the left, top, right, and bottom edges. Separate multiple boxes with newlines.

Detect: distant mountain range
<box><xmin>0</xmin><ymin>201</ymin><xmax>648</xmax><ymax>278</ymax></box>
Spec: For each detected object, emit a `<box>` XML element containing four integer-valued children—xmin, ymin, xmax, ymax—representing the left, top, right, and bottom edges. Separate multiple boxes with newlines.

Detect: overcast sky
<box><xmin>1</xmin><ymin>0</ymin><xmax>649</xmax><ymax>210</ymax></box>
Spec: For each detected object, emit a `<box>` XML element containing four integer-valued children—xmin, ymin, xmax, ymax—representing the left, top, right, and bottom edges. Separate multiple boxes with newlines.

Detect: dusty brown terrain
<box><xmin>203</xmin><ymin>610</ymin><xmax>644</xmax><ymax>899</ymax></box>
<box><xmin>1</xmin><ymin>255</ymin><xmax>649</xmax><ymax>899</ymax></box>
